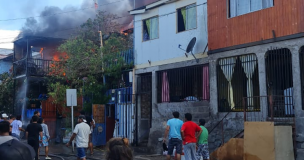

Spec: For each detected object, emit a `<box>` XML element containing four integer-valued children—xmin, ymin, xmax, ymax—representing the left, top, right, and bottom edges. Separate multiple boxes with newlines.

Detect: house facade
<box><xmin>0</xmin><ymin>49</ymin><xmax>13</xmax><ymax>75</ymax></box>
<box><xmin>207</xmin><ymin>0</ymin><xmax>304</xmax><ymax>158</ymax></box>
<box><xmin>130</xmin><ymin>0</ymin><xmax>209</xmax><ymax>153</ymax></box>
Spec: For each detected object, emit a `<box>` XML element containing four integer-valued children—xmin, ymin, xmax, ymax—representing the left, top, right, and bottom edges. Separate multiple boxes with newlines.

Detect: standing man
<box><xmin>1</xmin><ymin>113</ymin><xmax>9</xmax><ymax>121</ymax></box>
<box><xmin>163</xmin><ymin>112</ymin><xmax>183</xmax><ymax>160</ymax></box>
<box><xmin>30</xmin><ymin>111</ymin><xmax>40</xmax><ymax>123</ymax></box>
<box><xmin>11</xmin><ymin>115</ymin><xmax>24</xmax><ymax>140</ymax></box>
<box><xmin>8</xmin><ymin>115</ymin><xmax>15</xmax><ymax>124</ymax></box>
<box><xmin>181</xmin><ymin>113</ymin><xmax>202</xmax><ymax>160</ymax></box>
<box><xmin>66</xmin><ymin>115</ymin><xmax>91</xmax><ymax>160</ymax></box>
<box><xmin>26</xmin><ymin>116</ymin><xmax>43</xmax><ymax>160</ymax></box>
<box><xmin>196</xmin><ymin>119</ymin><xmax>209</xmax><ymax>160</ymax></box>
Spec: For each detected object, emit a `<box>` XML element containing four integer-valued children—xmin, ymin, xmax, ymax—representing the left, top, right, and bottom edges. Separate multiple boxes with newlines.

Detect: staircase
<box><xmin>208</xmin><ymin>96</ymin><xmax>296</xmax><ymax>160</ymax></box>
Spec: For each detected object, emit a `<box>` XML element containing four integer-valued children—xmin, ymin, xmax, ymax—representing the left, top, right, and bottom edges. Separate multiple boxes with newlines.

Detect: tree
<box><xmin>0</xmin><ymin>72</ymin><xmax>14</xmax><ymax>114</ymax></box>
<box><xmin>47</xmin><ymin>11</ymin><xmax>133</xmax><ymax>115</ymax></box>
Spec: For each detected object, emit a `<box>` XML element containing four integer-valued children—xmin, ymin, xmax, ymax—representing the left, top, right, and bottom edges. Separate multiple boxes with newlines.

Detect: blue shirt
<box><xmin>167</xmin><ymin>118</ymin><xmax>183</xmax><ymax>140</ymax></box>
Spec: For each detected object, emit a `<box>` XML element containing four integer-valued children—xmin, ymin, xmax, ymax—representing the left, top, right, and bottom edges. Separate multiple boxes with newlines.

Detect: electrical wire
<box><xmin>0</xmin><ymin>2</ymin><xmax>207</xmax><ymax>43</ymax></box>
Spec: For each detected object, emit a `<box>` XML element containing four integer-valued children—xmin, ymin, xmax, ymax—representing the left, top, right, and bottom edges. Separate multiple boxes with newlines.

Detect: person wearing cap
<box><xmin>66</xmin><ymin>115</ymin><xmax>91</xmax><ymax>160</ymax></box>
<box><xmin>1</xmin><ymin>113</ymin><xmax>9</xmax><ymax>122</ymax></box>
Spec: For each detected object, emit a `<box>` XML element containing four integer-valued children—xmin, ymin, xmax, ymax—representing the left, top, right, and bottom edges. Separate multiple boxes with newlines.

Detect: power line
<box><xmin>0</xmin><ymin>0</ymin><xmax>125</xmax><ymax>22</ymax></box>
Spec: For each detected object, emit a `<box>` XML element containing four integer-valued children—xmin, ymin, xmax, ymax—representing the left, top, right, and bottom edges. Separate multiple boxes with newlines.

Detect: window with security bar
<box><xmin>217</xmin><ymin>54</ymin><xmax>260</xmax><ymax>112</ymax></box>
<box><xmin>157</xmin><ymin>64</ymin><xmax>209</xmax><ymax>103</ymax></box>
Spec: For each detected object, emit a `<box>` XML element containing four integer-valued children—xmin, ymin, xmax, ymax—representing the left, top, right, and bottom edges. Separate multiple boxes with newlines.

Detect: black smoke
<box><xmin>19</xmin><ymin>0</ymin><xmax>158</xmax><ymax>38</ymax></box>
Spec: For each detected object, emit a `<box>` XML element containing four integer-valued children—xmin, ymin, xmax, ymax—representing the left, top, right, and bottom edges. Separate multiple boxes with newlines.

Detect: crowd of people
<box><xmin>0</xmin><ymin>111</ymin><xmax>134</xmax><ymax>160</ymax></box>
<box><xmin>163</xmin><ymin>112</ymin><xmax>209</xmax><ymax>160</ymax></box>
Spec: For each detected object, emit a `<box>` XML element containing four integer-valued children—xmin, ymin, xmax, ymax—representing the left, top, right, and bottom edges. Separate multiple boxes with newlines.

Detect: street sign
<box><xmin>66</xmin><ymin>89</ymin><xmax>77</xmax><ymax>152</ymax></box>
<box><xmin>66</xmin><ymin>89</ymin><xmax>77</xmax><ymax>106</ymax></box>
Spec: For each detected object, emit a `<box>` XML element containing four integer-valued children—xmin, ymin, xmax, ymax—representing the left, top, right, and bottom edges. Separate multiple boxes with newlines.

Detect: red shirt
<box><xmin>181</xmin><ymin>121</ymin><xmax>202</xmax><ymax>145</ymax></box>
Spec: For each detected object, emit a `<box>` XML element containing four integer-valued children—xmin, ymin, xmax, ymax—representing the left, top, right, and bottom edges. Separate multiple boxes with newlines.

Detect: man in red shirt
<box><xmin>181</xmin><ymin>113</ymin><xmax>202</xmax><ymax>160</ymax></box>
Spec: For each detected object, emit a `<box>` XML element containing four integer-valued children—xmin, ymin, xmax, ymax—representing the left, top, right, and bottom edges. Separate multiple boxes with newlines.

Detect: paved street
<box><xmin>36</xmin><ymin>143</ymin><xmax>166</xmax><ymax>160</ymax></box>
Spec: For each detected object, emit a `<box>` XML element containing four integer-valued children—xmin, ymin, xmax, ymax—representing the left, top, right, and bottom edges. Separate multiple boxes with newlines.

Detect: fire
<box><xmin>39</xmin><ymin>48</ymin><xmax>44</xmax><ymax>59</ymax></box>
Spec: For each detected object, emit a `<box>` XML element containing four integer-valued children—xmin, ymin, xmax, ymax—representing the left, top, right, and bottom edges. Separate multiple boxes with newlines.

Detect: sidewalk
<box><xmin>37</xmin><ymin>143</ymin><xmax>167</xmax><ymax>160</ymax></box>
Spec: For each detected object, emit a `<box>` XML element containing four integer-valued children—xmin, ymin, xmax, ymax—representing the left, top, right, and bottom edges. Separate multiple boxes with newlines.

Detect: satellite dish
<box><xmin>186</xmin><ymin>37</ymin><xmax>196</xmax><ymax>53</ymax></box>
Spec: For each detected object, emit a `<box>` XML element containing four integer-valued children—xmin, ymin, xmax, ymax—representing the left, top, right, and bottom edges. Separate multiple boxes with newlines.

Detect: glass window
<box><xmin>143</xmin><ymin>17</ymin><xmax>159</xmax><ymax>41</ymax></box>
<box><xmin>177</xmin><ymin>4</ymin><xmax>197</xmax><ymax>32</ymax></box>
<box><xmin>217</xmin><ymin>54</ymin><xmax>260</xmax><ymax>112</ymax></box>
<box><xmin>229</xmin><ymin>0</ymin><xmax>273</xmax><ymax>18</ymax></box>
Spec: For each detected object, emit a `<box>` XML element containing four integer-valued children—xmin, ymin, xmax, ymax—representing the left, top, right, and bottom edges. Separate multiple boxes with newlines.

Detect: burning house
<box><xmin>13</xmin><ymin>36</ymin><xmax>65</xmax><ymax>138</ymax></box>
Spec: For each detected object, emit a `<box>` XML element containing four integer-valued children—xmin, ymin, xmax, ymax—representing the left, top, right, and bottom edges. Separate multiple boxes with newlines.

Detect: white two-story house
<box><xmin>130</xmin><ymin>0</ymin><xmax>208</xmax><ymax>153</ymax></box>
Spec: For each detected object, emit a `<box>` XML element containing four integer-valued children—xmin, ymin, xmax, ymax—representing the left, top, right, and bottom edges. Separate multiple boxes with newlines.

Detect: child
<box><xmin>196</xmin><ymin>119</ymin><xmax>209</xmax><ymax>160</ymax></box>
<box><xmin>38</xmin><ymin>118</ymin><xmax>51</xmax><ymax>160</ymax></box>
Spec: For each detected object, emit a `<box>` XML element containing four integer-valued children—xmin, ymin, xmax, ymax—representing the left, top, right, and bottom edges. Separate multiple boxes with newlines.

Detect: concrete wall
<box><xmin>135</xmin><ymin>57</ymin><xmax>210</xmax><ymax>154</ymax></box>
<box><xmin>133</xmin><ymin>0</ymin><xmax>208</xmax><ymax>68</ymax></box>
<box><xmin>0</xmin><ymin>60</ymin><xmax>12</xmax><ymax>74</ymax></box>
<box><xmin>275</xmin><ymin>126</ymin><xmax>295</xmax><ymax>160</ymax></box>
<box><xmin>208</xmin><ymin>37</ymin><xmax>304</xmax><ymax>160</ymax></box>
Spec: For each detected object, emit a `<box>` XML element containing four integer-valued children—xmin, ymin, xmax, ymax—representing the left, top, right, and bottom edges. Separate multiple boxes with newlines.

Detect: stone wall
<box><xmin>208</xmin><ymin>37</ymin><xmax>304</xmax><ymax>160</ymax></box>
<box><xmin>147</xmin><ymin>101</ymin><xmax>210</xmax><ymax>154</ymax></box>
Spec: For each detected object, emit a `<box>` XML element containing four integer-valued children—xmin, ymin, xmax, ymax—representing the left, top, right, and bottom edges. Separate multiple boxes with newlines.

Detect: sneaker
<box><xmin>45</xmin><ymin>156</ymin><xmax>52</xmax><ymax>160</ymax></box>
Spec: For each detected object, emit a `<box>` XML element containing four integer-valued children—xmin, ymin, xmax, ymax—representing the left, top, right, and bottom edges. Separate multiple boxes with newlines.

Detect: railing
<box><xmin>104</xmin><ymin>49</ymin><xmax>134</xmax><ymax>68</ymax></box>
<box><xmin>209</xmin><ymin>99</ymin><xmax>244</xmax><ymax>147</ymax></box>
<box><xmin>243</xmin><ymin>96</ymin><xmax>295</xmax><ymax>124</ymax></box>
<box><xmin>14</xmin><ymin>58</ymin><xmax>58</xmax><ymax>77</ymax></box>
<box><xmin>28</xmin><ymin>59</ymin><xmax>53</xmax><ymax>76</ymax></box>
<box><xmin>209</xmin><ymin>95</ymin><xmax>295</xmax><ymax>151</ymax></box>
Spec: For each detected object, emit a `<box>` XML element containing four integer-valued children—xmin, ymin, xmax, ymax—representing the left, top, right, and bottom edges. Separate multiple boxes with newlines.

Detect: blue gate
<box><xmin>92</xmin><ymin>104</ymin><xmax>106</xmax><ymax>146</ymax></box>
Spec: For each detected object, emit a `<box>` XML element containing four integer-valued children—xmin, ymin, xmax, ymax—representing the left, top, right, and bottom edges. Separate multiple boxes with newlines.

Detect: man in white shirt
<box><xmin>66</xmin><ymin>115</ymin><xmax>91</xmax><ymax>160</ymax></box>
<box><xmin>11</xmin><ymin>115</ymin><xmax>24</xmax><ymax>140</ymax></box>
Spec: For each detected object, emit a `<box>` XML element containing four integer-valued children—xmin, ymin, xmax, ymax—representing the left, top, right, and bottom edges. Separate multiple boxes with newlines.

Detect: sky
<box><xmin>0</xmin><ymin>0</ymin><xmax>86</xmax><ymax>49</ymax></box>
<box><xmin>0</xmin><ymin>0</ymin><xmax>157</xmax><ymax>50</ymax></box>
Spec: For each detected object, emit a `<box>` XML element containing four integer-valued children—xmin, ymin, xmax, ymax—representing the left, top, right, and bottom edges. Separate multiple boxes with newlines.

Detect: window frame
<box><xmin>142</xmin><ymin>16</ymin><xmax>159</xmax><ymax>42</ymax></box>
<box><xmin>227</xmin><ymin>0</ymin><xmax>274</xmax><ymax>18</ymax></box>
<box><xmin>157</xmin><ymin>64</ymin><xmax>209</xmax><ymax>103</ymax></box>
<box><xmin>217</xmin><ymin>54</ymin><xmax>260</xmax><ymax>112</ymax></box>
<box><xmin>176</xmin><ymin>3</ymin><xmax>198</xmax><ymax>33</ymax></box>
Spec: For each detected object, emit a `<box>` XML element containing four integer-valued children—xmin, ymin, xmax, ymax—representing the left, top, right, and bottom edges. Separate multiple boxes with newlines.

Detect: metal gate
<box><xmin>107</xmin><ymin>87</ymin><xmax>136</xmax><ymax>144</ymax></box>
<box><xmin>136</xmin><ymin>73</ymin><xmax>152</xmax><ymax>144</ymax></box>
<box><xmin>265</xmin><ymin>48</ymin><xmax>294</xmax><ymax>117</ymax></box>
<box><xmin>92</xmin><ymin>104</ymin><xmax>106</xmax><ymax>146</ymax></box>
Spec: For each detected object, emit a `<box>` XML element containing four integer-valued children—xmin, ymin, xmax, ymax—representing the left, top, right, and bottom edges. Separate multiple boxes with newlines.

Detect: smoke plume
<box><xmin>19</xmin><ymin>0</ymin><xmax>157</xmax><ymax>38</ymax></box>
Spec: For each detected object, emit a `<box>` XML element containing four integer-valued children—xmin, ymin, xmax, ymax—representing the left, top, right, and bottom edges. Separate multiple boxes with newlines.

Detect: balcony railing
<box><xmin>104</xmin><ymin>49</ymin><xmax>134</xmax><ymax>68</ymax></box>
<box><xmin>14</xmin><ymin>58</ymin><xmax>58</xmax><ymax>78</ymax></box>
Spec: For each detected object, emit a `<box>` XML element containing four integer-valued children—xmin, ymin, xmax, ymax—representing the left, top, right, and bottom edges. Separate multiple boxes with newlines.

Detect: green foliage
<box><xmin>46</xmin><ymin>11</ymin><xmax>133</xmax><ymax>115</ymax></box>
<box><xmin>58</xmin><ymin>38</ymin><xmax>102</xmax><ymax>82</ymax></box>
<box><xmin>47</xmin><ymin>82</ymin><xmax>69</xmax><ymax>106</ymax></box>
<box><xmin>0</xmin><ymin>72</ymin><xmax>14</xmax><ymax>114</ymax></box>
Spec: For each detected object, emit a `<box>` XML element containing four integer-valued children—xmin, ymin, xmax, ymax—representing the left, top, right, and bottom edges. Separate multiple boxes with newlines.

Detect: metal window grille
<box><xmin>217</xmin><ymin>54</ymin><xmax>259</xmax><ymax>112</ymax></box>
<box><xmin>157</xmin><ymin>64</ymin><xmax>209</xmax><ymax>103</ymax></box>
<box><xmin>266</xmin><ymin>48</ymin><xmax>294</xmax><ymax>117</ymax></box>
<box><xmin>137</xmin><ymin>73</ymin><xmax>152</xmax><ymax>94</ymax></box>
<box><xmin>300</xmin><ymin>47</ymin><xmax>304</xmax><ymax>110</ymax></box>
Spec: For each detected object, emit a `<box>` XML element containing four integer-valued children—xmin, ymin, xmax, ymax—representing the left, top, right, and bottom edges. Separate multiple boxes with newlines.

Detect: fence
<box><xmin>157</xmin><ymin>64</ymin><xmax>209</xmax><ymax>103</ymax></box>
<box><xmin>243</xmin><ymin>96</ymin><xmax>295</xmax><ymax>124</ymax></box>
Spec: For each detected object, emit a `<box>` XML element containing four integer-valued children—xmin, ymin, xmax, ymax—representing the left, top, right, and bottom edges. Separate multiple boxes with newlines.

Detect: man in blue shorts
<box><xmin>66</xmin><ymin>115</ymin><xmax>91</xmax><ymax>160</ymax></box>
<box><xmin>163</xmin><ymin>112</ymin><xmax>184</xmax><ymax>160</ymax></box>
